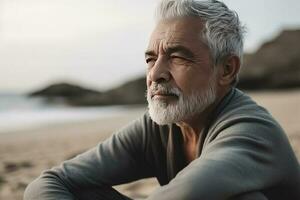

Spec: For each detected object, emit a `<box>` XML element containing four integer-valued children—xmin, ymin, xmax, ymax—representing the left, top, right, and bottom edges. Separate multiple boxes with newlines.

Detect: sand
<box><xmin>0</xmin><ymin>90</ymin><xmax>299</xmax><ymax>200</ymax></box>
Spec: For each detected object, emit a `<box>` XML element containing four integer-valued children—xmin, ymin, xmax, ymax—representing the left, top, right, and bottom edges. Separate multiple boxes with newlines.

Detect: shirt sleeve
<box><xmin>24</xmin><ymin>113</ymin><xmax>153</xmax><ymax>200</ymax></box>
<box><xmin>146</xmin><ymin>119</ymin><xmax>298</xmax><ymax>200</ymax></box>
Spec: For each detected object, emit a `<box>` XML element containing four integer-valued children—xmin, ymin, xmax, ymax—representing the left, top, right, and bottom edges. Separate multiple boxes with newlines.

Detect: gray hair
<box><xmin>155</xmin><ymin>0</ymin><xmax>246</xmax><ymax>67</ymax></box>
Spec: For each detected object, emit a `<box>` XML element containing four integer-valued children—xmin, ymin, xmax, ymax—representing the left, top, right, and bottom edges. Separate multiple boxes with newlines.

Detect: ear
<box><xmin>217</xmin><ymin>55</ymin><xmax>240</xmax><ymax>86</ymax></box>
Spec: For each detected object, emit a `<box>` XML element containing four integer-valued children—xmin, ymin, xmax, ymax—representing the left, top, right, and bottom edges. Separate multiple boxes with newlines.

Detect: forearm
<box><xmin>24</xmin><ymin>144</ymin><xmax>141</xmax><ymax>200</ymax></box>
<box><xmin>24</xmin><ymin>175</ymin><xmax>133</xmax><ymax>200</ymax></box>
<box><xmin>24</xmin><ymin>114</ymin><xmax>152</xmax><ymax>200</ymax></box>
<box><xmin>24</xmin><ymin>173</ymin><xmax>75</xmax><ymax>200</ymax></box>
<box><xmin>231</xmin><ymin>191</ymin><xmax>268</xmax><ymax>200</ymax></box>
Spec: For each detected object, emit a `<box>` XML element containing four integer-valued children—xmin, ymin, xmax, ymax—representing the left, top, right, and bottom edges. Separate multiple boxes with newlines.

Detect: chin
<box><xmin>147</xmin><ymin>92</ymin><xmax>216</xmax><ymax>125</ymax></box>
<box><xmin>146</xmin><ymin>78</ymin><xmax>217</xmax><ymax>125</ymax></box>
<box><xmin>148</xmin><ymin>100</ymin><xmax>178</xmax><ymax>125</ymax></box>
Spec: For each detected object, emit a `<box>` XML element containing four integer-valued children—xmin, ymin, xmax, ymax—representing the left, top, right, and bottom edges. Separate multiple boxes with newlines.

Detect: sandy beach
<box><xmin>0</xmin><ymin>90</ymin><xmax>299</xmax><ymax>200</ymax></box>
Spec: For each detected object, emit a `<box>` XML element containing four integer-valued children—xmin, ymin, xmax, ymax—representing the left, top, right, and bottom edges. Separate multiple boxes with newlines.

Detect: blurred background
<box><xmin>0</xmin><ymin>0</ymin><xmax>300</xmax><ymax>199</ymax></box>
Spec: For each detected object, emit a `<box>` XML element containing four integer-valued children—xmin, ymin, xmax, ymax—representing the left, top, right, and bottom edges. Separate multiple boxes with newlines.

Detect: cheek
<box><xmin>170</xmin><ymin>70</ymin><xmax>193</xmax><ymax>91</ymax></box>
<box><xmin>170</xmin><ymin>66</ymin><xmax>209</xmax><ymax>92</ymax></box>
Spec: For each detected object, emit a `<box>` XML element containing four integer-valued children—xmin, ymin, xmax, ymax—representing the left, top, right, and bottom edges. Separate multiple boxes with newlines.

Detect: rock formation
<box><xmin>29</xmin><ymin>77</ymin><xmax>147</xmax><ymax>106</ymax></box>
<box><xmin>237</xmin><ymin>29</ymin><xmax>300</xmax><ymax>90</ymax></box>
<box><xmin>30</xmin><ymin>29</ymin><xmax>300</xmax><ymax>106</ymax></box>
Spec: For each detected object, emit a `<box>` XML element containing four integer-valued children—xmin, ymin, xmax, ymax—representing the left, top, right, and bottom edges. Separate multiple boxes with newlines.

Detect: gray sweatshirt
<box><xmin>24</xmin><ymin>88</ymin><xmax>300</xmax><ymax>200</ymax></box>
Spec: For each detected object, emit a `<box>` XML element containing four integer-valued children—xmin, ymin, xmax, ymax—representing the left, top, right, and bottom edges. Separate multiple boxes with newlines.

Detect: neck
<box><xmin>176</xmin><ymin>87</ymin><xmax>231</xmax><ymax>139</ymax></box>
<box><xmin>176</xmin><ymin>87</ymin><xmax>231</xmax><ymax>163</ymax></box>
<box><xmin>175</xmin><ymin>104</ymin><xmax>213</xmax><ymax>142</ymax></box>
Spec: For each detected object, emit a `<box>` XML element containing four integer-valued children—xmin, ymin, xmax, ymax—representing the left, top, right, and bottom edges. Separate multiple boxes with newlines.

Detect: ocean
<box><xmin>0</xmin><ymin>93</ymin><xmax>141</xmax><ymax>133</ymax></box>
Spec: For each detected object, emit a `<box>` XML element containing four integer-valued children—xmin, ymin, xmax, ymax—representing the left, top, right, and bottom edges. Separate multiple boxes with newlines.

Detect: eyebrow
<box><xmin>166</xmin><ymin>45</ymin><xmax>195</xmax><ymax>58</ymax></box>
<box><xmin>145</xmin><ymin>45</ymin><xmax>195</xmax><ymax>59</ymax></box>
<box><xmin>144</xmin><ymin>50</ymin><xmax>156</xmax><ymax>58</ymax></box>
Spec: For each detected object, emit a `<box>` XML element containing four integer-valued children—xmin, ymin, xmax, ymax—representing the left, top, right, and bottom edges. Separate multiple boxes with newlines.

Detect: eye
<box><xmin>145</xmin><ymin>57</ymin><xmax>156</xmax><ymax>65</ymax></box>
<box><xmin>170</xmin><ymin>55</ymin><xmax>188</xmax><ymax>64</ymax></box>
<box><xmin>171</xmin><ymin>55</ymin><xmax>185</xmax><ymax>60</ymax></box>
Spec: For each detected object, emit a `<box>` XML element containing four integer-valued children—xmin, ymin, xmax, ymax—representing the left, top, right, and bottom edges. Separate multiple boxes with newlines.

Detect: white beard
<box><xmin>147</xmin><ymin>76</ymin><xmax>217</xmax><ymax>125</ymax></box>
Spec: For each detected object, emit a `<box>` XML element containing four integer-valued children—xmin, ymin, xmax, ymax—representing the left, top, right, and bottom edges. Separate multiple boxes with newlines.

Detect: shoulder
<box><xmin>203</xmin><ymin>88</ymin><xmax>299</xmax><ymax>175</ymax></box>
<box><xmin>203</xmin><ymin>88</ymin><xmax>294</xmax><ymax>163</ymax></box>
<box><xmin>207</xmin><ymin>88</ymin><xmax>284</xmax><ymax>141</ymax></box>
<box><xmin>115</xmin><ymin>111</ymin><xmax>169</xmax><ymax>149</ymax></box>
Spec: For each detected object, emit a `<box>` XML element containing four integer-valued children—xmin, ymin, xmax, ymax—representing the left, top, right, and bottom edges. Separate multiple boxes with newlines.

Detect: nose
<box><xmin>148</xmin><ymin>57</ymin><xmax>170</xmax><ymax>84</ymax></box>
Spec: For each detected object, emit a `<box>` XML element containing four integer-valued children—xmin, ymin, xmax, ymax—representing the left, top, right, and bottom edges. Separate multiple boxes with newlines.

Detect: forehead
<box><xmin>148</xmin><ymin>17</ymin><xmax>206</xmax><ymax>50</ymax></box>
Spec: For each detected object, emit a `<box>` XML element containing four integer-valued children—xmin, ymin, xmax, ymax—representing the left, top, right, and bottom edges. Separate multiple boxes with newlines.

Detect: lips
<box><xmin>151</xmin><ymin>91</ymin><xmax>178</xmax><ymax>99</ymax></box>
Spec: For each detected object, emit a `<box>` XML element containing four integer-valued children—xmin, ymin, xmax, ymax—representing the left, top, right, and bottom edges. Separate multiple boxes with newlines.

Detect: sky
<box><xmin>1</xmin><ymin>0</ymin><xmax>300</xmax><ymax>93</ymax></box>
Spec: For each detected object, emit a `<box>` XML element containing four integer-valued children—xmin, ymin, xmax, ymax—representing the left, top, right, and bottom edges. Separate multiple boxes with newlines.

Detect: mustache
<box><xmin>147</xmin><ymin>83</ymin><xmax>181</xmax><ymax>98</ymax></box>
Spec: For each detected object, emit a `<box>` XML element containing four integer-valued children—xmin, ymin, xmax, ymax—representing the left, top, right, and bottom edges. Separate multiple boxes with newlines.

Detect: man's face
<box><xmin>145</xmin><ymin>17</ymin><xmax>218</xmax><ymax>125</ymax></box>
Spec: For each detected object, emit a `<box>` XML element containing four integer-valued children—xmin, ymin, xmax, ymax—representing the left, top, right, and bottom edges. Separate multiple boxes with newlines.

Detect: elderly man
<box><xmin>24</xmin><ymin>0</ymin><xmax>300</xmax><ymax>199</ymax></box>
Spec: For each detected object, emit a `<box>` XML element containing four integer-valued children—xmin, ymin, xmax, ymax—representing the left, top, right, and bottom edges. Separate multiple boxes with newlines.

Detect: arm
<box><xmin>146</xmin><ymin>120</ymin><xmax>296</xmax><ymax>200</ymax></box>
<box><xmin>24</xmin><ymin>113</ymin><xmax>153</xmax><ymax>200</ymax></box>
